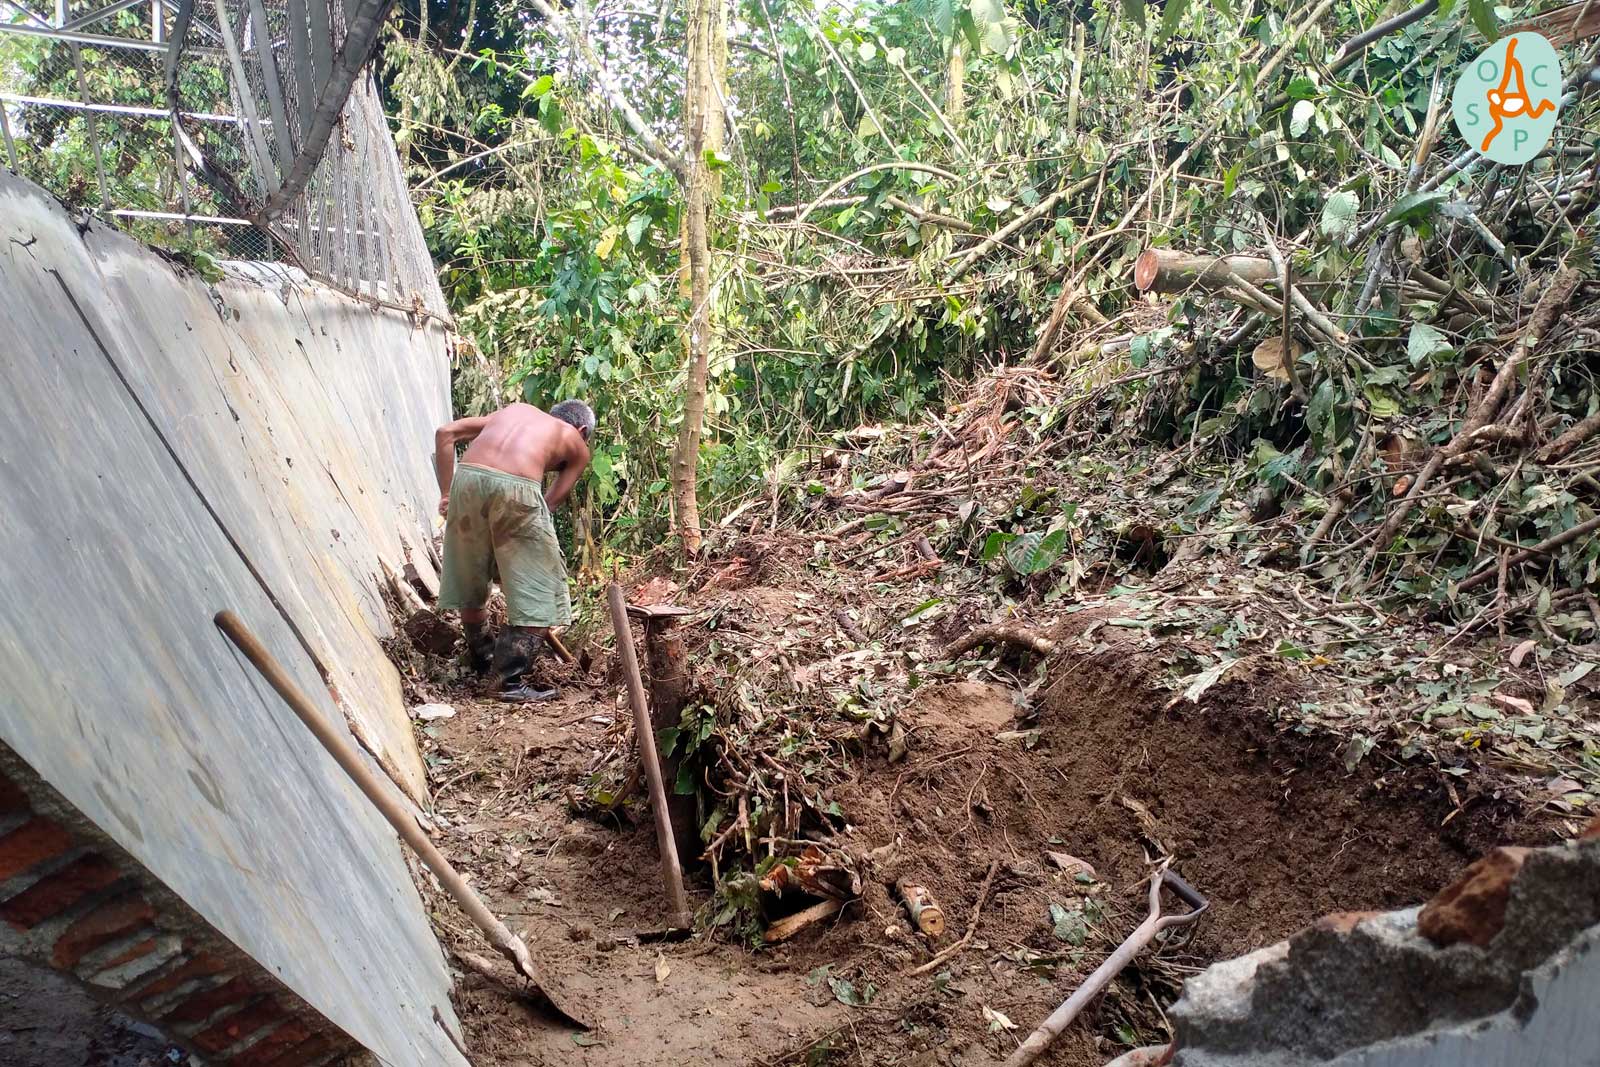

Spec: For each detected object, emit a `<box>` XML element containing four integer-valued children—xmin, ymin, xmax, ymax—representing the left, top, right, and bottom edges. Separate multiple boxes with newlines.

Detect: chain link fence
<box><xmin>1</xmin><ymin>0</ymin><xmax>448</xmax><ymax>319</ymax></box>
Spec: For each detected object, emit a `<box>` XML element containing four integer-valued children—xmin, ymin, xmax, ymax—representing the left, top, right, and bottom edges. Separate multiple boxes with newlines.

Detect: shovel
<box><xmin>214</xmin><ymin>611</ymin><xmax>593</xmax><ymax>1031</ymax></box>
<box><xmin>1003</xmin><ymin>868</ymin><xmax>1207</xmax><ymax>1067</ymax></box>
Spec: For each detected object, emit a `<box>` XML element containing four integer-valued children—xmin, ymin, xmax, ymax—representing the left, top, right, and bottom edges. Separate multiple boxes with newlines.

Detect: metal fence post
<box><xmin>0</xmin><ymin>104</ymin><xmax>18</xmax><ymax>171</ymax></box>
<box><xmin>211</xmin><ymin>0</ymin><xmax>277</xmax><ymax>196</ymax></box>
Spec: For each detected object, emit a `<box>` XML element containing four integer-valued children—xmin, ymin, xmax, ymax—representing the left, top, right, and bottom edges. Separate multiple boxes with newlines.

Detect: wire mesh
<box><xmin>1</xmin><ymin>0</ymin><xmax>448</xmax><ymax>319</ymax></box>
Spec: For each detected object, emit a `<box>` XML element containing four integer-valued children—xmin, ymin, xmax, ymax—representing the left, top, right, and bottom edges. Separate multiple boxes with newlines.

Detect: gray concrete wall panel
<box><xmin>0</xmin><ymin>170</ymin><xmax>466</xmax><ymax>1067</ymax></box>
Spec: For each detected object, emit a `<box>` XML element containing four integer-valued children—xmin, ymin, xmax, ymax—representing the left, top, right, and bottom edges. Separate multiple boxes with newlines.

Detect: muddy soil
<box><xmin>413</xmin><ymin>620</ymin><xmax>1553</xmax><ymax>1067</ymax></box>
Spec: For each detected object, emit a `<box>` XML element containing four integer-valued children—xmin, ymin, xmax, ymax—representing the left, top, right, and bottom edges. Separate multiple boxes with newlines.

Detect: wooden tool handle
<box><xmin>606</xmin><ymin>585</ymin><xmax>693</xmax><ymax>928</ymax></box>
<box><xmin>213</xmin><ymin>611</ymin><xmax>548</xmax><ymax>986</ymax></box>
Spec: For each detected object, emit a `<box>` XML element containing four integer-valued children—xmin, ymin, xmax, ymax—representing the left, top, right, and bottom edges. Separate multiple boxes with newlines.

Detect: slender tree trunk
<box><xmin>671</xmin><ymin>0</ymin><xmax>726</xmax><ymax>556</ymax></box>
<box><xmin>946</xmin><ymin>40</ymin><xmax>965</xmax><ymax>122</ymax></box>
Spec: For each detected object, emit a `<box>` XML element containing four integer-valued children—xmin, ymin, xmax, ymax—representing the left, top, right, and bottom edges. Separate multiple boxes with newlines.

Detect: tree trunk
<box><xmin>642</xmin><ymin>623</ymin><xmax>700</xmax><ymax>867</ymax></box>
<box><xmin>671</xmin><ymin>0</ymin><xmax>727</xmax><ymax>556</ymax></box>
<box><xmin>946</xmin><ymin>40</ymin><xmax>965</xmax><ymax>122</ymax></box>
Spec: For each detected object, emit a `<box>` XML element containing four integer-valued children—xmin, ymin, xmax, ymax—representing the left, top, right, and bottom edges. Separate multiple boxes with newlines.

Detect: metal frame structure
<box><xmin>0</xmin><ymin>0</ymin><xmax>448</xmax><ymax>320</ymax></box>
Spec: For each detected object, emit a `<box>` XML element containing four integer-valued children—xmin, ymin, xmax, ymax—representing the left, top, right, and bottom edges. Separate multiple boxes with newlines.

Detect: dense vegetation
<box><xmin>381</xmin><ymin>0</ymin><xmax>1598</xmax><ymax>625</ymax></box>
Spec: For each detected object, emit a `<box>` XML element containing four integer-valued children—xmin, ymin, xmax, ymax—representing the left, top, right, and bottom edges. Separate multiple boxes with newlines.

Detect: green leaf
<box><xmin>1049</xmin><ymin>902</ymin><xmax>1088</xmax><ymax>945</ymax></box>
<box><xmin>1158</xmin><ymin>0</ymin><xmax>1189</xmax><ymax>41</ymax></box>
<box><xmin>1286</xmin><ymin>76</ymin><xmax>1318</xmax><ymax>101</ymax></box>
<box><xmin>1119</xmin><ymin>0</ymin><xmax>1146</xmax><ymax>29</ymax></box>
<box><xmin>969</xmin><ymin>0</ymin><xmax>1011</xmax><ymax>54</ymax></box>
<box><xmin>934</xmin><ymin>0</ymin><xmax>955</xmax><ymax>38</ymax></box>
<box><xmin>901</xmin><ymin>597</ymin><xmax>945</xmax><ymax>626</ymax></box>
<box><xmin>1380</xmin><ymin>190</ymin><xmax>1447</xmax><ymax>227</ymax></box>
<box><xmin>1406</xmin><ymin>323</ymin><xmax>1453</xmax><ymax>366</ymax></box>
<box><xmin>981</xmin><ymin>530</ymin><xmax>1019</xmax><ymax>561</ymax></box>
<box><xmin>626</xmin><ymin>212</ymin><xmax>651</xmax><ymax>246</ymax></box>
<box><xmin>1208</xmin><ymin>0</ymin><xmax>1232</xmax><ymax>16</ymax></box>
<box><xmin>1468</xmin><ymin>0</ymin><xmax>1497</xmax><ymax>39</ymax></box>
<box><xmin>1290</xmin><ymin>99</ymin><xmax>1316</xmax><ymax>137</ymax></box>
<box><xmin>1319</xmin><ymin>190</ymin><xmax>1360</xmax><ymax>241</ymax></box>
<box><xmin>1004</xmin><ymin>528</ymin><xmax>1068</xmax><ymax>576</ymax></box>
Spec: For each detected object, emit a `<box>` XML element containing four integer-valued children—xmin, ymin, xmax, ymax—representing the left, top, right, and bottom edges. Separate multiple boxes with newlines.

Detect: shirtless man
<box><xmin>433</xmin><ymin>400</ymin><xmax>595</xmax><ymax>702</ymax></box>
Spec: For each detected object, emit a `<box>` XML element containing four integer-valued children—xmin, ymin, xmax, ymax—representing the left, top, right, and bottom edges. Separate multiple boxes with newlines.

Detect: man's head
<box><xmin>549</xmin><ymin>399</ymin><xmax>596</xmax><ymax>441</ymax></box>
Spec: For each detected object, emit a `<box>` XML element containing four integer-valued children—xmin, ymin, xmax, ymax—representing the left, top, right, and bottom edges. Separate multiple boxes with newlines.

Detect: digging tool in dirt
<box><xmin>213</xmin><ymin>610</ymin><xmax>594</xmax><ymax>1031</ymax></box>
<box><xmin>606</xmin><ymin>583</ymin><xmax>694</xmax><ymax>929</ymax></box>
<box><xmin>1003</xmin><ymin>869</ymin><xmax>1207</xmax><ymax>1067</ymax></box>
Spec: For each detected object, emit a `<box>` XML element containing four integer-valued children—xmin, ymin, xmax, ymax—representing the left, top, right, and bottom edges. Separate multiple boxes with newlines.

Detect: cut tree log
<box><xmin>634</xmin><ymin>603</ymin><xmax>700</xmax><ymax>867</ymax></box>
<box><xmin>1456</xmin><ymin>514</ymin><xmax>1600</xmax><ymax>593</ymax></box>
<box><xmin>404</xmin><ymin>542</ymin><xmax>441</xmax><ymax>600</ymax></box>
<box><xmin>763</xmin><ymin>898</ymin><xmax>843</xmax><ymax>943</ymax></box>
<box><xmin>1506</xmin><ymin>0</ymin><xmax>1600</xmax><ymax>46</ymax></box>
<box><xmin>381</xmin><ymin>557</ymin><xmax>429</xmax><ymax>616</ymax></box>
<box><xmin>897</xmin><ymin>881</ymin><xmax>946</xmax><ymax>937</ymax></box>
<box><xmin>1541</xmin><ymin>410</ymin><xmax>1600</xmax><ymax>463</ymax></box>
<box><xmin>1134</xmin><ymin>249</ymin><xmax>1277</xmax><ymax>294</ymax></box>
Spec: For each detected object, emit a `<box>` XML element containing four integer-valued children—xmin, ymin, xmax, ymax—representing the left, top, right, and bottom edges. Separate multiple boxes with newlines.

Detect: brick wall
<box><xmin>0</xmin><ymin>750</ymin><xmax>364</xmax><ymax>1067</ymax></box>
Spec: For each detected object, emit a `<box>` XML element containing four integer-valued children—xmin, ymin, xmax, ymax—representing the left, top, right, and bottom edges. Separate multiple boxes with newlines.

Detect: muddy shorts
<box><xmin>438</xmin><ymin>464</ymin><xmax>573</xmax><ymax>628</ymax></box>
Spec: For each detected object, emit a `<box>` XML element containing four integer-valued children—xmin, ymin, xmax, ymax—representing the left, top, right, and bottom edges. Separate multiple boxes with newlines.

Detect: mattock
<box><xmin>1003</xmin><ymin>869</ymin><xmax>1208</xmax><ymax>1067</ymax></box>
<box><xmin>214</xmin><ymin>610</ymin><xmax>594</xmax><ymax>1031</ymax></box>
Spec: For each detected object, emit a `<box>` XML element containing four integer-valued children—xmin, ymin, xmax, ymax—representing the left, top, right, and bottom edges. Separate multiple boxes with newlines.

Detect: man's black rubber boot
<box><xmin>489</xmin><ymin>630</ymin><xmax>559</xmax><ymax>702</ymax></box>
<box><xmin>498</xmin><ymin>682</ymin><xmax>560</xmax><ymax>704</ymax></box>
<box><xmin>463</xmin><ymin>621</ymin><xmax>494</xmax><ymax>676</ymax></box>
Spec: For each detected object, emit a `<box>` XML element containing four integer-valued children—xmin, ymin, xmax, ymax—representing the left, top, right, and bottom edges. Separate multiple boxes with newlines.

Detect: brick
<box><xmin>260</xmin><ymin>1034</ymin><xmax>335</xmax><ymax>1067</ymax></box>
<box><xmin>1419</xmin><ymin>846</ymin><xmax>1533</xmax><ymax>948</ymax></box>
<box><xmin>0</xmin><ymin>770</ymin><xmax>28</xmax><ymax>812</ymax></box>
<box><xmin>230</xmin><ymin>1020</ymin><xmax>313</xmax><ymax>1067</ymax></box>
<box><xmin>193</xmin><ymin>998</ymin><xmax>287</xmax><ymax>1055</ymax></box>
<box><xmin>131</xmin><ymin>951</ymin><xmax>229</xmax><ymax>1004</ymax></box>
<box><xmin>80</xmin><ymin>935</ymin><xmax>157</xmax><ymax>975</ymax></box>
<box><xmin>52</xmin><ymin>893</ymin><xmax>156</xmax><ymax>968</ymax></box>
<box><xmin>88</xmin><ymin>933</ymin><xmax>182</xmax><ymax>991</ymax></box>
<box><xmin>0</xmin><ymin>817</ymin><xmax>75</xmax><ymax>882</ymax></box>
<box><xmin>0</xmin><ymin>854</ymin><xmax>121</xmax><ymax>929</ymax></box>
<box><xmin>165</xmin><ymin>974</ymin><xmax>257</xmax><ymax>1025</ymax></box>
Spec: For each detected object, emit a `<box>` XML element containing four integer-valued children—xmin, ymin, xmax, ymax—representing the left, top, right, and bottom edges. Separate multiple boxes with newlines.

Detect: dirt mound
<box><xmin>392</xmin><ymin>585</ymin><xmax>1552</xmax><ymax>1066</ymax></box>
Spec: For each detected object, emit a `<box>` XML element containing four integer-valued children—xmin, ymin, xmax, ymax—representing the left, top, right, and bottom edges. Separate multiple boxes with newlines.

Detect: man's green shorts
<box><xmin>438</xmin><ymin>464</ymin><xmax>573</xmax><ymax>628</ymax></box>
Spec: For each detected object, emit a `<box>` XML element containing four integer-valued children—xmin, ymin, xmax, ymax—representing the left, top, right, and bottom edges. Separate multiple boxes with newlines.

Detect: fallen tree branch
<box><xmin>1456</xmin><ymin>514</ymin><xmax>1600</xmax><ymax>592</ymax></box>
<box><xmin>1362</xmin><ymin>268</ymin><xmax>1581</xmax><ymax>572</ymax></box>
<box><xmin>948</xmin><ymin>623</ymin><xmax>1057</xmax><ymax>659</ymax></box>
<box><xmin>1541</xmin><ymin>410</ymin><xmax>1600</xmax><ymax>463</ymax></box>
<box><xmin>793</xmin><ymin>161</ymin><xmax>963</xmax><ymax>226</ymax></box>
<box><xmin>945</xmin><ymin>172</ymin><xmax>1099</xmax><ymax>284</ymax></box>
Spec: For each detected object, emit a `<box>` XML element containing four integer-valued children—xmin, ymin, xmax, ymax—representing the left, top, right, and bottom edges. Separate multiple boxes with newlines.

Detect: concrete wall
<box><xmin>0</xmin><ymin>170</ymin><xmax>468</xmax><ymax>1067</ymax></box>
<box><xmin>1164</xmin><ymin>834</ymin><xmax>1600</xmax><ymax>1067</ymax></box>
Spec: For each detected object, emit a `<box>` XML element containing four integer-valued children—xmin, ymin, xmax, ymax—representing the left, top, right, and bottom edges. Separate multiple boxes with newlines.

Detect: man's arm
<box><xmin>434</xmin><ymin>416</ymin><xmax>490</xmax><ymax>513</ymax></box>
<box><xmin>544</xmin><ymin>434</ymin><xmax>591</xmax><ymax>510</ymax></box>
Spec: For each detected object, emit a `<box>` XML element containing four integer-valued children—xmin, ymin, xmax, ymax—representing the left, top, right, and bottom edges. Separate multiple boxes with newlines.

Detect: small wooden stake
<box><xmin>897</xmin><ymin>881</ymin><xmax>946</xmax><ymax>937</ymax></box>
<box><xmin>607</xmin><ymin>583</ymin><xmax>693</xmax><ymax>929</ymax></box>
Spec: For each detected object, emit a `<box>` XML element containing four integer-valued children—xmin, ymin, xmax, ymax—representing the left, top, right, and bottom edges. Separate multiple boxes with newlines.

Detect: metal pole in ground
<box><xmin>606</xmin><ymin>582</ymin><xmax>693</xmax><ymax>929</ymax></box>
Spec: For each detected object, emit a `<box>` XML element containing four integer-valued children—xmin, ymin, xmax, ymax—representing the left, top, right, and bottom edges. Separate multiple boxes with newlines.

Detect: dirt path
<box><xmin>420</xmin><ymin>684</ymin><xmax>844</xmax><ymax>1066</ymax></box>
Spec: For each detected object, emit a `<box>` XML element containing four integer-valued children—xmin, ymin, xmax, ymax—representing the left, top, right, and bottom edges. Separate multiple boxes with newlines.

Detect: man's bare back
<box><xmin>434</xmin><ymin>403</ymin><xmax>592</xmax><ymax>516</ymax></box>
<box><xmin>462</xmin><ymin>404</ymin><xmax>584</xmax><ymax>482</ymax></box>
